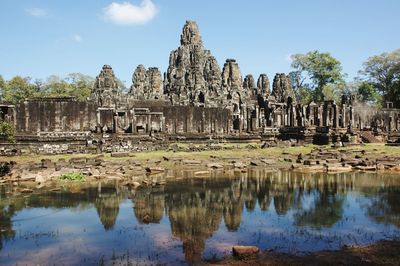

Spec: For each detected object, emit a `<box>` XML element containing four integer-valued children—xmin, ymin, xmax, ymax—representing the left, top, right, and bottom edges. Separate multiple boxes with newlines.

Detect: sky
<box><xmin>1</xmin><ymin>0</ymin><xmax>400</xmax><ymax>86</ymax></box>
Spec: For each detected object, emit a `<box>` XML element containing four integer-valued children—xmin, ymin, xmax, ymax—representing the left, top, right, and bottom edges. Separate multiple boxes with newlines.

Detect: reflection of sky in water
<box><xmin>1</xmin><ymin>171</ymin><xmax>400</xmax><ymax>265</ymax></box>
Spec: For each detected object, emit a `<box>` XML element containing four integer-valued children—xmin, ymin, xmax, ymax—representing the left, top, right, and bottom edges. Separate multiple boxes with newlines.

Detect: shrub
<box><xmin>0</xmin><ymin>121</ymin><xmax>15</xmax><ymax>142</ymax></box>
<box><xmin>59</xmin><ymin>172</ymin><xmax>85</xmax><ymax>181</ymax></box>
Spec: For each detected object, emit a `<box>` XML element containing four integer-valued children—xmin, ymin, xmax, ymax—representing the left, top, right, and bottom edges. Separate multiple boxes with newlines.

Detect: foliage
<box><xmin>59</xmin><ymin>172</ymin><xmax>85</xmax><ymax>181</ymax></box>
<box><xmin>0</xmin><ymin>75</ymin><xmax>4</xmax><ymax>89</ymax></box>
<box><xmin>2</xmin><ymin>76</ymin><xmax>37</xmax><ymax>104</ymax></box>
<box><xmin>357</xmin><ymin>81</ymin><xmax>382</xmax><ymax>105</ymax></box>
<box><xmin>359</xmin><ymin>49</ymin><xmax>400</xmax><ymax>107</ymax></box>
<box><xmin>0</xmin><ymin>121</ymin><xmax>15</xmax><ymax>142</ymax></box>
<box><xmin>297</xmin><ymin>87</ymin><xmax>314</xmax><ymax>105</ymax></box>
<box><xmin>0</xmin><ymin>73</ymin><xmax>94</xmax><ymax>103</ymax></box>
<box><xmin>65</xmin><ymin>73</ymin><xmax>95</xmax><ymax>101</ymax></box>
<box><xmin>291</xmin><ymin>51</ymin><xmax>345</xmax><ymax>102</ymax></box>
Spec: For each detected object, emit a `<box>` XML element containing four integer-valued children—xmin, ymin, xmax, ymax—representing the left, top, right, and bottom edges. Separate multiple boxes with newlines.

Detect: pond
<box><xmin>1</xmin><ymin>170</ymin><xmax>400</xmax><ymax>265</ymax></box>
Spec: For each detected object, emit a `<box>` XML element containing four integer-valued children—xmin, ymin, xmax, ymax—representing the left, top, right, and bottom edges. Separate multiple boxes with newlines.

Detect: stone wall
<box><xmin>15</xmin><ymin>97</ymin><xmax>97</xmax><ymax>133</ymax></box>
<box><xmin>128</xmin><ymin>100</ymin><xmax>231</xmax><ymax>134</ymax></box>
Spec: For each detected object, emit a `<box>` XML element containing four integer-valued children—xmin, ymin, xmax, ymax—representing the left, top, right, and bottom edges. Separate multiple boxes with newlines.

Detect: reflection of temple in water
<box><xmin>166</xmin><ymin>187</ymin><xmax>223</xmax><ymax>263</ymax></box>
<box><xmin>129</xmin><ymin>170</ymin><xmax>400</xmax><ymax>263</ymax></box>
<box><xmin>2</xmin><ymin>170</ymin><xmax>400</xmax><ymax>262</ymax></box>
<box><xmin>133</xmin><ymin>187</ymin><xmax>165</xmax><ymax>224</ymax></box>
<box><xmin>94</xmin><ymin>186</ymin><xmax>124</xmax><ymax>230</ymax></box>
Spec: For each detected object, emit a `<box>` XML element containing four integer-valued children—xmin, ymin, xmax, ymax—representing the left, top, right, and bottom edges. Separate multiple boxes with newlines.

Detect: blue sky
<box><xmin>1</xmin><ymin>0</ymin><xmax>399</xmax><ymax>85</ymax></box>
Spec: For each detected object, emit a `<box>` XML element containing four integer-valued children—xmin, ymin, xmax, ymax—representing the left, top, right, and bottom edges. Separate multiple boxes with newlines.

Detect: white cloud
<box><xmin>26</xmin><ymin>8</ymin><xmax>47</xmax><ymax>17</ymax></box>
<box><xmin>103</xmin><ymin>0</ymin><xmax>158</xmax><ymax>25</ymax></box>
<box><xmin>72</xmin><ymin>34</ymin><xmax>83</xmax><ymax>43</ymax></box>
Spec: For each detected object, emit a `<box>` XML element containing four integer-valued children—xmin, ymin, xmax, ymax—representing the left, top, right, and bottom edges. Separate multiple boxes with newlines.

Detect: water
<box><xmin>1</xmin><ymin>170</ymin><xmax>400</xmax><ymax>265</ymax></box>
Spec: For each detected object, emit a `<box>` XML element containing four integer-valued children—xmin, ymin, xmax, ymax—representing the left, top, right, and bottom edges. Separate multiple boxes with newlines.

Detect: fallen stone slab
<box><xmin>354</xmin><ymin>165</ymin><xmax>376</xmax><ymax>171</ymax></box>
<box><xmin>233</xmin><ymin>162</ymin><xmax>246</xmax><ymax>169</ymax></box>
<box><xmin>326</xmin><ymin>164</ymin><xmax>352</xmax><ymax>173</ymax></box>
<box><xmin>194</xmin><ymin>171</ymin><xmax>210</xmax><ymax>176</ymax></box>
<box><xmin>232</xmin><ymin>245</ymin><xmax>259</xmax><ymax>259</ymax></box>
<box><xmin>145</xmin><ymin>167</ymin><xmax>165</xmax><ymax>174</ymax></box>
<box><xmin>207</xmin><ymin>163</ymin><xmax>223</xmax><ymax>169</ymax></box>
<box><xmin>294</xmin><ymin>165</ymin><xmax>326</xmax><ymax>172</ymax></box>
<box><xmin>260</xmin><ymin>158</ymin><xmax>276</xmax><ymax>165</ymax></box>
<box><xmin>250</xmin><ymin>161</ymin><xmax>261</xmax><ymax>166</ymax></box>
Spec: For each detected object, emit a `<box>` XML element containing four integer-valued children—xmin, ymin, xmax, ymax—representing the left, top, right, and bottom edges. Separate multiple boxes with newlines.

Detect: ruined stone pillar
<box><xmin>333</xmin><ymin>104</ymin><xmax>338</xmax><ymax>128</ymax></box>
<box><xmin>255</xmin><ymin>105</ymin><xmax>259</xmax><ymax>129</ymax></box>
<box><xmin>242</xmin><ymin>108</ymin><xmax>247</xmax><ymax>132</ymax></box>
<box><xmin>341</xmin><ymin>104</ymin><xmax>346</xmax><ymax>128</ymax></box>
<box><xmin>24</xmin><ymin>101</ymin><xmax>30</xmax><ymax>132</ymax></box>
<box><xmin>309</xmin><ymin>105</ymin><xmax>314</xmax><ymax>126</ymax></box>
<box><xmin>349</xmin><ymin>106</ymin><xmax>354</xmax><ymax>129</ymax></box>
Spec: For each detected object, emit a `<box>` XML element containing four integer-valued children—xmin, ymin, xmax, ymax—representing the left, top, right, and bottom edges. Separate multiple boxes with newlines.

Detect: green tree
<box><xmin>291</xmin><ymin>51</ymin><xmax>345</xmax><ymax>102</ymax></box>
<box><xmin>356</xmin><ymin>81</ymin><xmax>382</xmax><ymax>105</ymax></box>
<box><xmin>359</xmin><ymin>49</ymin><xmax>400</xmax><ymax>107</ymax></box>
<box><xmin>2</xmin><ymin>76</ymin><xmax>37</xmax><ymax>104</ymax></box>
<box><xmin>0</xmin><ymin>75</ymin><xmax>5</xmax><ymax>100</ymax></box>
<box><xmin>66</xmin><ymin>73</ymin><xmax>94</xmax><ymax>101</ymax></box>
<box><xmin>43</xmin><ymin>75</ymin><xmax>70</xmax><ymax>97</ymax></box>
<box><xmin>0</xmin><ymin>75</ymin><xmax>4</xmax><ymax>89</ymax></box>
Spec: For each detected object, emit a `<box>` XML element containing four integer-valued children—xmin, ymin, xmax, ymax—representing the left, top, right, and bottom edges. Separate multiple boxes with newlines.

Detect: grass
<box><xmin>1</xmin><ymin>143</ymin><xmax>398</xmax><ymax>165</ymax></box>
<box><xmin>59</xmin><ymin>172</ymin><xmax>85</xmax><ymax>181</ymax></box>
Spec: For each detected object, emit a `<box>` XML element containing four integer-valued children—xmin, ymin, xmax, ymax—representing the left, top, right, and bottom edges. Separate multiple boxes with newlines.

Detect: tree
<box><xmin>66</xmin><ymin>73</ymin><xmax>94</xmax><ymax>101</ymax></box>
<box><xmin>0</xmin><ymin>75</ymin><xmax>5</xmax><ymax>100</ymax></box>
<box><xmin>291</xmin><ymin>51</ymin><xmax>345</xmax><ymax>102</ymax></box>
<box><xmin>41</xmin><ymin>73</ymin><xmax>94</xmax><ymax>100</ymax></box>
<box><xmin>2</xmin><ymin>76</ymin><xmax>37</xmax><ymax>104</ymax></box>
<box><xmin>43</xmin><ymin>75</ymin><xmax>70</xmax><ymax>97</ymax></box>
<box><xmin>359</xmin><ymin>49</ymin><xmax>400</xmax><ymax>107</ymax></box>
<box><xmin>357</xmin><ymin>81</ymin><xmax>382</xmax><ymax>104</ymax></box>
<box><xmin>0</xmin><ymin>75</ymin><xmax>4</xmax><ymax>89</ymax></box>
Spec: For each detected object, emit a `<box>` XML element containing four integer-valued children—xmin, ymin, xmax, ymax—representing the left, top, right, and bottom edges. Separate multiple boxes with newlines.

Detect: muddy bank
<box><xmin>205</xmin><ymin>239</ymin><xmax>400</xmax><ymax>266</ymax></box>
<box><xmin>1</xmin><ymin>144</ymin><xmax>400</xmax><ymax>192</ymax></box>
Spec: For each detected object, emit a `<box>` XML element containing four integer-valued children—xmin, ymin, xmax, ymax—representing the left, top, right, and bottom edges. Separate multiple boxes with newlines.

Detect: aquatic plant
<box><xmin>59</xmin><ymin>172</ymin><xmax>85</xmax><ymax>181</ymax></box>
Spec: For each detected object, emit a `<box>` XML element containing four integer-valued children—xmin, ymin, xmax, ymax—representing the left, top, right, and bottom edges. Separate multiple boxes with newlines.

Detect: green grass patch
<box><xmin>59</xmin><ymin>172</ymin><xmax>85</xmax><ymax>181</ymax></box>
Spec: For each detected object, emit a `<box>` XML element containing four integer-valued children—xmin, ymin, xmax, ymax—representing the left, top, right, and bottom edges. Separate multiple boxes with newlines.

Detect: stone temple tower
<box><xmin>164</xmin><ymin>20</ymin><xmax>223</xmax><ymax>107</ymax></box>
<box><xmin>91</xmin><ymin>65</ymin><xmax>121</xmax><ymax>108</ymax></box>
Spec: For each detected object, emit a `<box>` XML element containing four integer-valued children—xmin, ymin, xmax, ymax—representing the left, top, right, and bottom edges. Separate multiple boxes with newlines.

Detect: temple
<box><xmin>1</xmin><ymin>21</ymin><xmax>399</xmax><ymax>154</ymax></box>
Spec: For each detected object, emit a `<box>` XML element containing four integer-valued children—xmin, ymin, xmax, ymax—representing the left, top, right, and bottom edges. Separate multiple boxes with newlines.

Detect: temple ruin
<box><xmin>0</xmin><ymin>21</ymin><xmax>399</xmax><ymax>154</ymax></box>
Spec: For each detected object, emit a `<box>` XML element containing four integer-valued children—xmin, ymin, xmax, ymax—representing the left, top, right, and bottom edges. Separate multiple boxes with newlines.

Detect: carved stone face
<box><xmin>105</xmin><ymin>79</ymin><xmax>112</xmax><ymax>88</ymax></box>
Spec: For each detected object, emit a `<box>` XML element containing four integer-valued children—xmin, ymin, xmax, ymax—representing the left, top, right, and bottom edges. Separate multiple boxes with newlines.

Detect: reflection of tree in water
<box><xmin>367</xmin><ymin>186</ymin><xmax>400</xmax><ymax>227</ymax></box>
<box><xmin>94</xmin><ymin>186</ymin><xmax>123</xmax><ymax>230</ymax></box>
<box><xmin>0</xmin><ymin>183</ymin><xmax>128</xmax><ymax>239</ymax></box>
<box><xmin>0</xmin><ymin>185</ymin><xmax>17</xmax><ymax>251</ymax></box>
<box><xmin>295</xmin><ymin>184</ymin><xmax>344</xmax><ymax>228</ymax></box>
<box><xmin>0</xmin><ymin>205</ymin><xmax>15</xmax><ymax>251</ymax></box>
<box><xmin>133</xmin><ymin>188</ymin><xmax>164</xmax><ymax>224</ymax></box>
